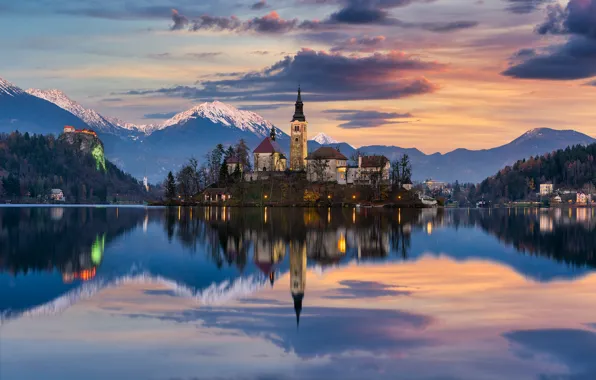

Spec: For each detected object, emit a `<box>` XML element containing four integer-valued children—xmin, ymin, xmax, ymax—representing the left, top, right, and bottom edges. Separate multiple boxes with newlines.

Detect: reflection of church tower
<box><xmin>290</xmin><ymin>241</ymin><xmax>307</xmax><ymax>327</ymax></box>
<box><xmin>290</xmin><ymin>87</ymin><xmax>308</xmax><ymax>171</ymax></box>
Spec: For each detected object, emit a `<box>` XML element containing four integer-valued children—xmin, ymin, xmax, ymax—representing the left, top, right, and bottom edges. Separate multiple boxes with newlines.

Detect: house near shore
<box><xmin>50</xmin><ymin>189</ymin><xmax>65</xmax><ymax>202</ymax></box>
<box><xmin>203</xmin><ymin>188</ymin><xmax>232</xmax><ymax>203</ymax></box>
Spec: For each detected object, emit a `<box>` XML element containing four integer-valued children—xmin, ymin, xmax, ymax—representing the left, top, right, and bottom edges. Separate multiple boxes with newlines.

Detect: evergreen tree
<box><xmin>219</xmin><ymin>162</ymin><xmax>230</xmax><ymax>186</ymax></box>
<box><xmin>165</xmin><ymin>171</ymin><xmax>176</xmax><ymax>201</ymax></box>
<box><xmin>233</xmin><ymin>163</ymin><xmax>242</xmax><ymax>181</ymax></box>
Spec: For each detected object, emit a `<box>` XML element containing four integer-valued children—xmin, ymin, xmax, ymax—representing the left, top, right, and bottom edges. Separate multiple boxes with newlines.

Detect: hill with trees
<box><xmin>474</xmin><ymin>143</ymin><xmax>596</xmax><ymax>203</ymax></box>
<box><xmin>0</xmin><ymin>131</ymin><xmax>146</xmax><ymax>203</ymax></box>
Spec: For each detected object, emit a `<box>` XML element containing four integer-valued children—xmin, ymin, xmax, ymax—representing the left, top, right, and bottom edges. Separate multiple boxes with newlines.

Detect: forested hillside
<box><xmin>0</xmin><ymin>131</ymin><xmax>145</xmax><ymax>202</ymax></box>
<box><xmin>475</xmin><ymin>143</ymin><xmax>596</xmax><ymax>202</ymax></box>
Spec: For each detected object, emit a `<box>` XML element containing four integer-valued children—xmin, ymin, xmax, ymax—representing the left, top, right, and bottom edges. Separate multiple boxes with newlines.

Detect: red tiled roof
<box><xmin>254</xmin><ymin>137</ymin><xmax>285</xmax><ymax>154</ymax></box>
<box><xmin>306</xmin><ymin>147</ymin><xmax>348</xmax><ymax>160</ymax></box>
<box><xmin>361</xmin><ymin>155</ymin><xmax>389</xmax><ymax>168</ymax></box>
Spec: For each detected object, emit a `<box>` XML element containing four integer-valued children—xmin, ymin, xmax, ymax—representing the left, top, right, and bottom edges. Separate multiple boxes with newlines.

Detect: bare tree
<box><xmin>309</xmin><ymin>158</ymin><xmax>330</xmax><ymax>182</ymax></box>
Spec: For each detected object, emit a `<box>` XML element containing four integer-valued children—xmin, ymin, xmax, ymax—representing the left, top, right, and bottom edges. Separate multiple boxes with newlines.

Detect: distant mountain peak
<box><xmin>161</xmin><ymin>100</ymin><xmax>278</xmax><ymax>137</ymax></box>
<box><xmin>0</xmin><ymin>77</ymin><xmax>24</xmax><ymax>97</ymax></box>
<box><xmin>512</xmin><ymin>128</ymin><xmax>594</xmax><ymax>146</ymax></box>
<box><xmin>312</xmin><ymin>132</ymin><xmax>338</xmax><ymax>145</ymax></box>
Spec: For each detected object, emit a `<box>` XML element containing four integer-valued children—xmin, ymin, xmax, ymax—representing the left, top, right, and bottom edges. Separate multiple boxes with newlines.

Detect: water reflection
<box><xmin>1</xmin><ymin>206</ymin><xmax>595</xmax><ymax>316</ymax></box>
<box><xmin>3</xmin><ymin>206</ymin><xmax>596</xmax><ymax>380</ymax></box>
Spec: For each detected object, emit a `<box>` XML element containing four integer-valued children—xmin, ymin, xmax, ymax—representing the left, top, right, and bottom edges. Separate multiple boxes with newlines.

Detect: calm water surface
<box><xmin>1</xmin><ymin>206</ymin><xmax>596</xmax><ymax>380</ymax></box>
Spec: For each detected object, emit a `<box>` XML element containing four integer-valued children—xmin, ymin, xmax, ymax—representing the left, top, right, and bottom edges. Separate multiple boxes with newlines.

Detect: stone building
<box><xmin>305</xmin><ymin>147</ymin><xmax>348</xmax><ymax>182</ymax></box>
<box><xmin>253</xmin><ymin>127</ymin><xmax>287</xmax><ymax>172</ymax></box>
<box><xmin>357</xmin><ymin>155</ymin><xmax>391</xmax><ymax>185</ymax></box>
<box><xmin>290</xmin><ymin>87</ymin><xmax>308</xmax><ymax>171</ymax></box>
<box><xmin>225</xmin><ymin>157</ymin><xmax>242</xmax><ymax>174</ymax></box>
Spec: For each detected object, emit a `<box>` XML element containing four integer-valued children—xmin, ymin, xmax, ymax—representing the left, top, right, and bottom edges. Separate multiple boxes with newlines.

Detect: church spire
<box><xmin>291</xmin><ymin>86</ymin><xmax>306</xmax><ymax>122</ymax></box>
<box><xmin>270</xmin><ymin>125</ymin><xmax>276</xmax><ymax>141</ymax></box>
<box><xmin>293</xmin><ymin>292</ymin><xmax>304</xmax><ymax>328</ymax></box>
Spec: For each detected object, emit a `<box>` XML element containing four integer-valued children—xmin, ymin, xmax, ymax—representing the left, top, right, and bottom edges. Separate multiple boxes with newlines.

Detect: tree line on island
<box><xmin>163</xmin><ymin>139</ymin><xmax>414</xmax><ymax>205</ymax></box>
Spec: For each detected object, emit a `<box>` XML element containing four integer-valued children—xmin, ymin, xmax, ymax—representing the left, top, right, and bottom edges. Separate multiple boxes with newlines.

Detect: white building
<box><xmin>356</xmin><ymin>155</ymin><xmax>391</xmax><ymax>185</ymax></box>
<box><xmin>540</xmin><ymin>183</ymin><xmax>553</xmax><ymax>195</ymax></box>
<box><xmin>253</xmin><ymin>129</ymin><xmax>287</xmax><ymax>172</ymax></box>
<box><xmin>50</xmin><ymin>189</ymin><xmax>65</xmax><ymax>202</ymax></box>
<box><xmin>225</xmin><ymin>157</ymin><xmax>242</xmax><ymax>174</ymax></box>
<box><xmin>305</xmin><ymin>147</ymin><xmax>348</xmax><ymax>182</ymax></box>
<box><xmin>424</xmin><ymin>179</ymin><xmax>447</xmax><ymax>191</ymax></box>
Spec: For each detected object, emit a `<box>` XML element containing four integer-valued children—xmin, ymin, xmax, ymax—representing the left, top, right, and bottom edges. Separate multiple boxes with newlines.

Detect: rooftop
<box><xmin>361</xmin><ymin>155</ymin><xmax>389</xmax><ymax>168</ymax></box>
<box><xmin>306</xmin><ymin>147</ymin><xmax>348</xmax><ymax>161</ymax></box>
<box><xmin>254</xmin><ymin>137</ymin><xmax>285</xmax><ymax>154</ymax></box>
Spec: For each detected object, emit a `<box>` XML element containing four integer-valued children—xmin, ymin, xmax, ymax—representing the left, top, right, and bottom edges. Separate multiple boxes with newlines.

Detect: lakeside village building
<box><xmin>242</xmin><ymin>87</ymin><xmax>391</xmax><ymax>184</ymax></box>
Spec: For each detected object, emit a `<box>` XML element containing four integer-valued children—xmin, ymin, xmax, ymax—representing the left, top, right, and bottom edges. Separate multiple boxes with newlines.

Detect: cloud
<box><xmin>322</xmin><ymin>280</ymin><xmax>412</xmax><ymax>299</ymax></box>
<box><xmin>504</xmin><ymin>328</ymin><xmax>596</xmax><ymax>379</ymax></box>
<box><xmin>250</xmin><ymin>50</ymin><xmax>271</xmax><ymax>55</ymax></box>
<box><xmin>122</xmin><ymin>49</ymin><xmax>443</xmax><ymax>102</ymax></box>
<box><xmin>171</xmin><ymin>9</ymin><xmax>189</xmax><ymax>30</ymax></box>
<box><xmin>504</xmin><ymin>0</ymin><xmax>553</xmax><ymax>14</ymax></box>
<box><xmin>147</xmin><ymin>51</ymin><xmax>223</xmax><ymax>60</ymax></box>
<box><xmin>325</xmin><ymin>109</ymin><xmax>413</xmax><ymax>128</ymax></box>
<box><xmin>186</xmin><ymin>52</ymin><xmax>223</xmax><ymax>58</ymax></box>
<box><xmin>503</xmin><ymin>0</ymin><xmax>596</xmax><ymax>80</ymax></box>
<box><xmin>323</xmin><ymin>0</ymin><xmax>478</xmax><ymax>31</ymax></box>
<box><xmin>330</xmin><ymin>35</ymin><xmax>387</xmax><ymax>52</ymax></box>
<box><xmin>503</xmin><ymin>37</ymin><xmax>596</xmax><ymax>79</ymax></box>
<box><xmin>184</xmin><ymin>11</ymin><xmax>323</xmax><ymax>34</ymax></box>
<box><xmin>238</xmin><ymin>104</ymin><xmax>286</xmax><ymax>111</ymax></box>
<box><xmin>251</xmin><ymin>0</ymin><xmax>269</xmax><ymax>10</ymax></box>
<box><xmin>173</xmin><ymin>2</ymin><xmax>476</xmax><ymax>35</ymax></box>
<box><xmin>143</xmin><ymin>111</ymin><xmax>180</xmax><ymax>119</ymax></box>
<box><xmin>124</xmin><ymin>306</ymin><xmax>435</xmax><ymax>359</ymax></box>
<box><xmin>536</xmin><ymin>0</ymin><xmax>596</xmax><ymax>38</ymax></box>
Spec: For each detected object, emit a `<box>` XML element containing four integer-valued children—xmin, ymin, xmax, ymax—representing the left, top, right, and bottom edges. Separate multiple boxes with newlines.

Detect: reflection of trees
<box><xmin>465</xmin><ymin>209</ymin><xmax>596</xmax><ymax>268</ymax></box>
<box><xmin>0</xmin><ymin>207</ymin><xmax>142</xmax><ymax>277</ymax></box>
<box><xmin>165</xmin><ymin>207</ymin><xmax>424</xmax><ymax>266</ymax></box>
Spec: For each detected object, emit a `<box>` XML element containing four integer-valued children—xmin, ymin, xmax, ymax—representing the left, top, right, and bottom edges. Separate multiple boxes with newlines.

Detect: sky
<box><xmin>0</xmin><ymin>0</ymin><xmax>595</xmax><ymax>153</ymax></box>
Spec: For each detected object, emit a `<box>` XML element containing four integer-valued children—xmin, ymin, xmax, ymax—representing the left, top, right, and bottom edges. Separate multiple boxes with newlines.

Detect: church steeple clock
<box><xmin>290</xmin><ymin>86</ymin><xmax>308</xmax><ymax>171</ymax></box>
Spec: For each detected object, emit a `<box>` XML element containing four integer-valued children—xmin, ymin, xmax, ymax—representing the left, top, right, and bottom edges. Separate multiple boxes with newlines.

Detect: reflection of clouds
<box><xmin>504</xmin><ymin>328</ymin><xmax>596</xmax><ymax>380</ymax></box>
<box><xmin>322</xmin><ymin>280</ymin><xmax>412</xmax><ymax>299</ymax></box>
<box><xmin>124</xmin><ymin>306</ymin><xmax>435</xmax><ymax>359</ymax></box>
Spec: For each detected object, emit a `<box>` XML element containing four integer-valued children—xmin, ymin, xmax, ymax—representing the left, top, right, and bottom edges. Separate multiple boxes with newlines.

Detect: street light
<box><xmin>264</xmin><ymin>194</ymin><xmax>268</xmax><ymax>199</ymax></box>
<box><xmin>327</xmin><ymin>195</ymin><xmax>331</xmax><ymax>199</ymax></box>
<box><xmin>352</xmin><ymin>195</ymin><xmax>356</xmax><ymax>199</ymax></box>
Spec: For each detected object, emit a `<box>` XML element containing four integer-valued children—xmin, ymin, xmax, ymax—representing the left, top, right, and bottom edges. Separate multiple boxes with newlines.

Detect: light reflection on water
<box><xmin>1</xmin><ymin>206</ymin><xmax>596</xmax><ymax>380</ymax></box>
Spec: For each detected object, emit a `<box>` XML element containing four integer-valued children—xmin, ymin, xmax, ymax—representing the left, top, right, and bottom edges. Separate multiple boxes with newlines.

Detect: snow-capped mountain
<box><xmin>162</xmin><ymin>101</ymin><xmax>279</xmax><ymax>138</ymax></box>
<box><xmin>0</xmin><ymin>77</ymin><xmax>91</xmax><ymax>136</ymax></box>
<box><xmin>25</xmin><ymin>88</ymin><xmax>141</xmax><ymax>137</ymax></box>
<box><xmin>311</xmin><ymin>132</ymin><xmax>338</xmax><ymax>145</ymax></box>
<box><xmin>0</xmin><ymin>77</ymin><xmax>25</xmax><ymax>97</ymax></box>
<box><xmin>106</xmin><ymin>117</ymin><xmax>160</xmax><ymax>136</ymax></box>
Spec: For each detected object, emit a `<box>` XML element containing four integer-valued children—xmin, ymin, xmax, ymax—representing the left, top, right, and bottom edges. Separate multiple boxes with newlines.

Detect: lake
<box><xmin>1</xmin><ymin>206</ymin><xmax>596</xmax><ymax>380</ymax></box>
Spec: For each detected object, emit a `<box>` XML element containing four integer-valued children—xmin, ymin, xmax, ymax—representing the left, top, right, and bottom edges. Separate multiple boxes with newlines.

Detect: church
<box><xmin>247</xmin><ymin>86</ymin><xmax>390</xmax><ymax>184</ymax></box>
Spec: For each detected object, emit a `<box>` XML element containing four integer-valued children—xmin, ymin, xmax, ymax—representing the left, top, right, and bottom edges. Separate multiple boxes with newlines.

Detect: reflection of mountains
<box><xmin>0</xmin><ymin>207</ymin><xmax>145</xmax><ymax>278</ymax></box>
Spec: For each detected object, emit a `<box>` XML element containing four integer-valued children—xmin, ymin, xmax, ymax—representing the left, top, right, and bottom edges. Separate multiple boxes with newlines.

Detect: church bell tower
<box><xmin>290</xmin><ymin>86</ymin><xmax>308</xmax><ymax>171</ymax></box>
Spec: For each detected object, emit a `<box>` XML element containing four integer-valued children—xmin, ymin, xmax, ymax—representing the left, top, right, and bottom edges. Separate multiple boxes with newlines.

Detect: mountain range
<box><xmin>1</xmin><ymin>76</ymin><xmax>595</xmax><ymax>184</ymax></box>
